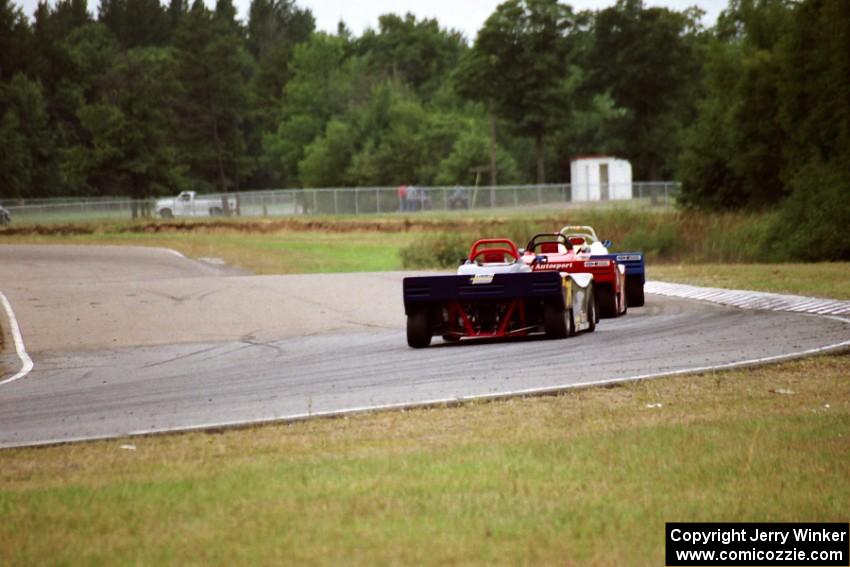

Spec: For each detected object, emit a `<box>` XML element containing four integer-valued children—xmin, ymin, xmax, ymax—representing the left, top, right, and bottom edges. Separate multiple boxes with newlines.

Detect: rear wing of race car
<box><xmin>403</xmin><ymin>271</ymin><xmax>566</xmax><ymax>314</ymax></box>
<box><xmin>596</xmin><ymin>253</ymin><xmax>645</xmax><ymax>283</ymax></box>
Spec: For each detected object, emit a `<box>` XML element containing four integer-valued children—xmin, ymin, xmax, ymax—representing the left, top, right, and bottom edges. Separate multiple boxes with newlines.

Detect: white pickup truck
<box><xmin>155</xmin><ymin>191</ymin><xmax>237</xmax><ymax>218</ymax></box>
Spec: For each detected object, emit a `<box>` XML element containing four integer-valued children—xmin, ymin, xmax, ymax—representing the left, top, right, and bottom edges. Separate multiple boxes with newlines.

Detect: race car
<box><xmin>560</xmin><ymin>225</ymin><xmax>646</xmax><ymax>307</ymax></box>
<box><xmin>402</xmin><ymin>238</ymin><xmax>597</xmax><ymax>348</ymax></box>
<box><xmin>523</xmin><ymin>232</ymin><xmax>627</xmax><ymax>318</ymax></box>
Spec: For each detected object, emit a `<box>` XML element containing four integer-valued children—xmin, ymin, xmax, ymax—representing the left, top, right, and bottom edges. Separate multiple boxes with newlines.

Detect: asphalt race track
<box><xmin>1</xmin><ymin>245</ymin><xmax>848</xmax><ymax>448</ymax></box>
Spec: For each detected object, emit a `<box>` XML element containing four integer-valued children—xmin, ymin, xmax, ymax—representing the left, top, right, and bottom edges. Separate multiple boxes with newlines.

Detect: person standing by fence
<box><xmin>397</xmin><ymin>184</ymin><xmax>408</xmax><ymax>212</ymax></box>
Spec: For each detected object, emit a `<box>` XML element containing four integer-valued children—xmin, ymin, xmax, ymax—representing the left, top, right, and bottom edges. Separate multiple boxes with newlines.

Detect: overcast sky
<box><xmin>306</xmin><ymin>0</ymin><xmax>727</xmax><ymax>40</ymax></box>
<box><xmin>17</xmin><ymin>0</ymin><xmax>728</xmax><ymax>39</ymax></box>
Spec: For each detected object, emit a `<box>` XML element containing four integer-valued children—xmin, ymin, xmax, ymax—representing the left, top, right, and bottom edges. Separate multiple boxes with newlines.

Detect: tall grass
<box><xmin>0</xmin><ymin>207</ymin><xmax>823</xmax><ymax>268</ymax></box>
<box><xmin>400</xmin><ymin>209</ymin><xmax>784</xmax><ymax>268</ymax></box>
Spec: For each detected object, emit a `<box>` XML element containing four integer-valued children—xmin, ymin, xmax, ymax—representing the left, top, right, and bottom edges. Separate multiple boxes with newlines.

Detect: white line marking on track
<box><xmin>0</xmin><ymin>291</ymin><xmax>34</xmax><ymax>386</ymax></box>
<box><xmin>164</xmin><ymin>248</ymin><xmax>187</xmax><ymax>259</ymax></box>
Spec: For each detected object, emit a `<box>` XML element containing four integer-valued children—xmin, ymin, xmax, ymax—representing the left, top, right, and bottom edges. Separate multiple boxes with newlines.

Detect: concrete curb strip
<box><xmin>645</xmin><ymin>281</ymin><xmax>850</xmax><ymax>316</ymax></box>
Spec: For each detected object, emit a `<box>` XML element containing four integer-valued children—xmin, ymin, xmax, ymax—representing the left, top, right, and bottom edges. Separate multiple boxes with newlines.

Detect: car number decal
<box><xmin>470</xmin><ymin>274</ymin><xmax>494</xmax><ymax>285</ymax></box>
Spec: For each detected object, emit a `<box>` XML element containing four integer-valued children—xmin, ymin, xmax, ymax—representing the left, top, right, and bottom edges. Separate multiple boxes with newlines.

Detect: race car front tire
<box><xmin>407</xmin><ymin>308</ymin><xmax>432</xmax><ymax>348</ymax></box>
<box><xmin>626</xmin><ymin>277</ymin><xmax>645</xmax><ymax>307</ymax></box>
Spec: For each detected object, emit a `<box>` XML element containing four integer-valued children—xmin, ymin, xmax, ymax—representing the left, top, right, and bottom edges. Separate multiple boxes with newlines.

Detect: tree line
<box><xmin>0</xmin><ymin>0</ymin><xmax>700</xmax><ymax>199</ymax></box>
<box><xmin>679</xmin><ymin>0</ymin><xmax>849</xmax><ymax>259</ymax></box>
<box><xmin>0</xmin><ymin>0</ymin><xmax>848</xmax><ymax>255</ymax></box>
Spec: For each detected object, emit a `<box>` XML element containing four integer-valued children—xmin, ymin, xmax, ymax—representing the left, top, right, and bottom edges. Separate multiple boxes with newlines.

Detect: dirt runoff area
<box><xmin>0</xmin><ymin>244</ymin><xmax>415</xmax><ymax>354</ymax></box>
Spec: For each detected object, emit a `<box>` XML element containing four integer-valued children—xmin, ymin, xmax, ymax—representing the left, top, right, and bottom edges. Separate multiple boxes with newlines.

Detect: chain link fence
<box><xmin>0</xmin><ymin>182</ymin><xmax>679</xmax><ymax>225</ymax></box>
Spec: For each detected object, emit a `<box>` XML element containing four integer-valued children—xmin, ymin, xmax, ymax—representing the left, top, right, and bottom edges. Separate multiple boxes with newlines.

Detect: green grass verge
<box><xmin>1</xmin><ymin>354</ymin><xmax>847</xmax><ymax>565</ymax></box>
<box><xmin>649</xmin><ymin>263</ymin><xmax>850</xmax><ymax>300</ymax></box>
<box><xmin>0</xmin><ymin>230</ymin><xmax>417</xmax><ymax>275</ymax></box>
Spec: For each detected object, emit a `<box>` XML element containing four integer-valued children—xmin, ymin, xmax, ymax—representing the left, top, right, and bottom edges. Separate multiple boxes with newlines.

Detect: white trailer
<box><xmin>570</xmin><ymin>156</ymin><xmax>632</xmax><ymax>201</ymax></box>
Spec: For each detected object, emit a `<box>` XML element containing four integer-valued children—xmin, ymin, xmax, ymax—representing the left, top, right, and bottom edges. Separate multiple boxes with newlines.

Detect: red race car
<box><xmin>522</xmin><ymin>233</ymin><xmax>627</xmax><ymax>318</ymax></box>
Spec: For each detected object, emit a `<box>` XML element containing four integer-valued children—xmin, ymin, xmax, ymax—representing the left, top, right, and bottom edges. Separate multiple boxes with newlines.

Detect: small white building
<box><xmin>570</xmin><ymin>156</ymin><xmax>633</xmax><ymax>201</ymax></box>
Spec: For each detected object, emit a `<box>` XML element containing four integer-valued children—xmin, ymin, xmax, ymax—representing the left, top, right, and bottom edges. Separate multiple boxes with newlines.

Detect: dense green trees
<box><xmin>679</xmin><ymin>0</ymin><xmax>791</xmax><ymax>209</ymax></box>
<box><xmin>65</xmin><ymin>46</ymin><xmax>184</xmax><ymax>200</ymax></box>
<box><xmin>1</xmin><ymin>0</ymin><xmax>33</xmax><ymax>81</ymax></box>
<box><xmin>355</xmin><ymin>13</ymin><xmax>465</xmax><ymax>102</ymax></box>
<box><xmin>586</xmin><ymin>0</ymin><xmax>704</xmax><ymax>180</ymax></box>
<box><xmin>262</xmin><ymin>33</ymin><xmax>355</xmax><ymax>186</ymax></box>
<box><xmin>678</xmin><ymin>0</ymin><xmax>849</xmax><ymax>259</ymax></box>
<box><xmin>0</xmin><ymin>74</ymin><xmax>55</xmax><ymax>198</ymax></box>
<box><xmin>1</xmin><ymin>0</ymin><xmax>711</xmax><ymax>198</ymax></box>
<box><xmin>173</xmin><ymin>0</ymin><xmax>251</xmax><ymax>193</ymax></box>
<box><xmin>98</xmin><ymin>0</ymin><xmax>170</xmax><ymax>49</ymax></box>
<box><xmin>1</xmin><ymin>0</ymin><xmax>848</xmax><ymax>259</ymax></box>
<box><xmin>771</xmin><ymin>0</ymin><xmax>850</xmax><ymax>260</ymax></box>
<box><xmin>455</xmin><ymin>0</ymin><xmax>576</xmax><ymax>183</ymax></box>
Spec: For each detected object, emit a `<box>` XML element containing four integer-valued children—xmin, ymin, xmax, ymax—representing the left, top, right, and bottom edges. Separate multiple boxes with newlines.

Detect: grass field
<box><xmin>649</xmin><ymin>263</ymin><xmax>850</xmax><ymax>300</ymax></box>
<box><xmin>1</xmin><ymin>354</ymin><xmax>847</xmax><ymax>565</ymax></box>
<box><xmin>0</xmin><ymin>230</ymin><xmax>418</xmax><ymax>274</ymax></box>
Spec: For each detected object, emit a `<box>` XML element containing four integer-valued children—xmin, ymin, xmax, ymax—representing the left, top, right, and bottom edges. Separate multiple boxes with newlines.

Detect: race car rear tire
<box><xmin>626</xmin><ymin>277</ymin><xmax>645</xmax><ymax>307</ymax></box>
<box><xmin>597</xmin><ymin>286</ymin><xmax>617</xmax><ymax>318</ymax></box>
<box><xmin>544</xmin><ymin>300</ymin><xmax>569</xmax><ymax>339</ymax></box>
<box><xmin>567</xmin><ymin>308</ymin><xmax>576</xmax><ymax>337</ymax></box>
<box><xmin>407</xmin><ymin>309</ymin><xmax>432</xmax><ymax>348</ymax></box>
<box><xmin>587</xmin><ymin>287</ymin><xmax>597</xmax><ymax>332</ymax></box>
